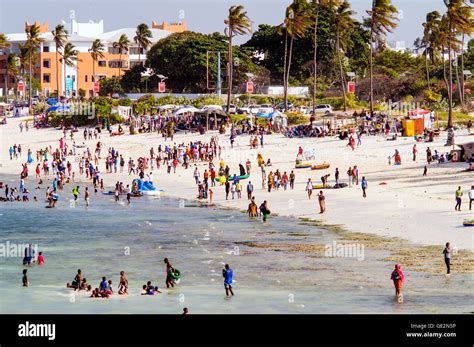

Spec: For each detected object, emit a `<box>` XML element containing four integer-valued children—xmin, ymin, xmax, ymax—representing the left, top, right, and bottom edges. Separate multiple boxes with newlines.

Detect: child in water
<box><xmin>37</xmin><ymin>252</ymin><xmax>44</xmax><ymax>265</ymax></box>
<box><xmin>22</xmin><ymin>269</ymin><xmax>29</xmax><ymax>287</ymax></box>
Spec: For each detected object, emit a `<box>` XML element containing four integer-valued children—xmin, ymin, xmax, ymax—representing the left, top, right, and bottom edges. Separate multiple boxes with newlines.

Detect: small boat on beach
<box><xmin>463</xmin><ymin>219</ymin><xmax>474</xmax><ymax>227</ymax></box>
<box><xmin>295</xmin><ymin>162</ymin><xmax>312</xmax><ymax>169</ymax></box>
<box><xmin>311</xmin><ymin>162</ymin><xmax>330</xmax><ymax>170</ymax></box>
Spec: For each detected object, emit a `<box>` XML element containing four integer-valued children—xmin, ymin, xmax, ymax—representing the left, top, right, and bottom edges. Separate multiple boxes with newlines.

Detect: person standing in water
<box><xmin>259</xmin><ymin>200</ymin><xmax>270</xmax><ymax>222</ymax></box>
<box><xmin>443</xmin><ymin>242</ymin><xmax>452</xmax><ymax>275</ymax></box>
<box><xmin>306</xmin><ymin>179</ymin><xmax>313</xmax><ymax>199</ymax></box>
<box><xmin>85</xmin><ymin>187</ymin><xmax>90</xmax><ymax>207</ymax></box>
<box><xmin>318</xmin><ymin>191</ymin><xmax>326</xmax><ymax>214</ymax></box>
<box><xmin>390</xmin><ymin>264</ymin><xmax>405</xmax><ymax>300</ymax></box>
<box><xmin>164</xmin><ymin>258</ymin><xmax>176</xmax><ymax>289</ymax></box>
<box><xmin>72</xmin><ymin>186</ymin><xmax>79</xmax><ymax>201</ymax></box>
<box><xmin>22</xmin><ymin>269</ymin><xmax>29</xmax><ymax>287</ymax></box>
<box><xmin>223</xmin><ymin>264</ymin><xmax>234</xmax><ymax>296</ymax></box>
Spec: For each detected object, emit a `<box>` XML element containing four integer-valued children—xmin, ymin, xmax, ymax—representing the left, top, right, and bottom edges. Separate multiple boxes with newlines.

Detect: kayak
<box><xmin>295</xmin><ymin>162</ymin><xmax>312</xmax><ymax>169</ymax></box>
<box><xmin>311</xmin><ymin>162</ymin><xmax>330</xmax><ymax>170</ymax></box>
<box><xmin>312</xmin><ymin>184</ymin><xmax>331</xmax><ymax>189</ymax></box>
<box><xmin>215</xmin><ymin>174</ymin><xmax>250</xmax><ymax>182</ymax></box>
<box><xmin>463</xmin><ymin>219</ymin><xmax>474</xmax><ymax>227</ymax></box>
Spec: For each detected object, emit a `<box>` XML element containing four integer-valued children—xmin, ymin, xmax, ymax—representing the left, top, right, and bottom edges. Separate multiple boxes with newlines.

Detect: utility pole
<box><xmin>217</xmin><ymin>51</ymin><xmax>221</xmax><ymax>96</ymax></box>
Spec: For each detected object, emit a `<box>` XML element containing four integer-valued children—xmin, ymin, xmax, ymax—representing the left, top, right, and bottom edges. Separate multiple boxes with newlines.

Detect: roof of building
<box><xmin>97</xmin><ymin>28</ymin><xmax>172</xmax><ymax>44</ymax></box>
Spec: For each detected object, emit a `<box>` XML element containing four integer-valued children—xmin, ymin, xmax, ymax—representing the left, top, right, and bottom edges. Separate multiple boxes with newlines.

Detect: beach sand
<box><xmin>1</xmin><ymin>117</ymin><xmax>473</xmax><ymax>256</ymax></box>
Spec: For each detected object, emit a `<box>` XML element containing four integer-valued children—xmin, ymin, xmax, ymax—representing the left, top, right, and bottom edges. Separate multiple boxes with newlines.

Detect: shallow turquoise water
<box><xmin>0</xmin><ymin>177</ymin><xmax>472</xmax><ymax>314</ymax></box>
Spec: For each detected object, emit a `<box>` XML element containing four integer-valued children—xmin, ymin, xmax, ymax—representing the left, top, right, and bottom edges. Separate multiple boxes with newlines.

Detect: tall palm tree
<box><xmin>61</xmin><ymin>43</ymin><xmax>79</xmax><ymax>97</ymax></box>
<box><xmin>133</xmin><ymin>24</ymin><xmax>152</xmax><ymax>65</ymax></box>
<box><xmin>366</xmin><ymin>0</ymin><xmax>398</xmax><ymax>114</ymax></box>
<box><xmin>25</xmin><ymin>23</ymin><xmax>43</xmax><ymax>108</ymax></box>
<box><xmin>88</xmin><ymin>39</ymin><xmax>105</xmax><ymax>97</ymax></box>
<box><xmin>0</xmin><ymin>33</ymin><xmax>11</xmax><ymax>100</ymax></box>
<box><xmin>113</xmin><ymin>34</ymin><xmax>130</xmax><ymax>77</ymax></box>
<box><xmin>419</xmin><ymin>11</ymin><xmax>441</xmax><ymax>90</ymax></box>
<box><xmin>51</xmin><ymin>24</ymin><xmax>68</xmax><ymax>98</ymax></box>
<box><xmin>334</xmin><ymin>0</ymin><xmax>355</xmax><ymax>112</ymax></box>
<box><xmin>224</xmin><ymin>5</ymin><xmax>252</xmax><ymax>114</ymax></box>
<box><xmin>283</xmin><ymin>0</ymin><xmax>312</xmax><ymax>111</ymax></box>
<box><xmin>6</xmin><ymin>53</ymin><xmax>19</xmax><ymax>101</ymax></box>
<box><xmin>443</xmin><ymin>0</ymin><xmax>471</xmax><ymax>124</ymax></box>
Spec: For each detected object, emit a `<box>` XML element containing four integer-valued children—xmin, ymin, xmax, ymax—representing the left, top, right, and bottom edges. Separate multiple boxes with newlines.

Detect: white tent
<box><xmin>174</xmin><ymin>106</ymin><xmax>200</xmax><ymax>115</ymax></box>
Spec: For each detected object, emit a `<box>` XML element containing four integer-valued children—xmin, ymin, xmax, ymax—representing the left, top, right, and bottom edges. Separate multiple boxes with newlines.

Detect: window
<box><xmin>43</xmin><ymin>59</ymin><xmax>51</xmax><ymax>68</ymax></box>
<box><xmin>108</xmin><ymin>47</ymin><xmax>121</xmax><ymax>54</ymax></box>
<box><xmin>43</xmin><ymin>73</ymin><xmax>51</xmax><ymax>83</ymax></box>
<box><xmin>43</xmin><ymin>46</ymin><xmax>50</xmax><ymax>53</ymax></box>
<box><xmin>129</xmin><ymin>47</ymin><xmax>145</xmax><ymax>55</ymax></box>
<box><xmin>98</xmin><ymin>60</ymin><xmax>106</xmax><ymax>67</ymax></box>
<box><xmin>85</xmin><ymin>75</ymin><xmax>88</xmax><ymax>82</ymax></box>
<box><xmin>108</xmin><ymin>60</ymin><xmax>128</xmax><ymax>69</ymax></box>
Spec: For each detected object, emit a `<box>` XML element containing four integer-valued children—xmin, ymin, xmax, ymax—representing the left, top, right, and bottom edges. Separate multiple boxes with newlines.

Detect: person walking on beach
<box><xmin>347</xmin><ymin>167</ymin><xmax>352</xmax><ymax>187</ymax></box>
<box><xmin>455</xmin><ymin>186</ymin><xmax>463</xmax><ymax>211</ymax></box>
<box><xmin>423</xmin><ymin>166</ymin><xmax>427</xmax><ymax>176</ymax></box>
<box><xmin>390</xmin><ymin>264</ymin><xmax>405</xmax><ymax>300</ymax></box>
<box><xmin>318</xmin><ymin>191</ymin><xmax>326</xmax><ymax>214</ymax></box>
<box><xmin>246</xmin><ymin>181</ymin><xmax>254</xmax><ymax>200</ymax></box>
<box><xmin>223</xmin><ymin>264</ymin><xmax>234</xmax><ymax>296</ymax></box>
<box><xmin>361</xmin><ymin>177</ymin><xmax>367</xmax><ymax>198</ymax></box>
<box><xmin>412</xmin><ymin>144</ymin><xmax>417</xmax><ymax>161</ymax></box>
<box><xmin>443</xmin><ymin>242</ymin><xmax>452</xmax><ymax>275</ymax></box>
<box><xmin>469</xmin><ymin>186</ymin><xmax>474</xmax><ymax>210</ymax></box>
<box><xmin>306</xmin><ymin>179</ymin><xmax>313</xmax><ymax>199</ymax></box>
<box><xmin>335</xmin><ymin>168</ymin><xmax>339</xmax><ymax>185</ymax></box>
<box><xmin>426</xmin><ymin>147</ymin><xmax>432</xmax><ymax>164</ymax></box>
<box><xmin>289</xmin><ymin>171</ymin><xmax>295</xmax><ymax>190</ymax></box>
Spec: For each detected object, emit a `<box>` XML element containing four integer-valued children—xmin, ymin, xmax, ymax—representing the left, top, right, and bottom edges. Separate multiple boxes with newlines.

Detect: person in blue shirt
<box><xmin>361</xmin><ymin>176</ymin><xmax>368</xmax><ymax>198</ymax></box>
<box><xmin>222</xmin><ymin>264</ymin><xmax>234</xmax><ymax>296</ymax></box>
<box><xmin>99</xmin><ymin>277</ymin><xmax>108</xmax><ymax>293</ymax></box>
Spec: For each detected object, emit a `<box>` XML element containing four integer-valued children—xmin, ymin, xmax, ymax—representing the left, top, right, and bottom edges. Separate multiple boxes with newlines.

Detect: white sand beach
<box><xmin>1</xmin><ymin>117</ymin><xmax>473</xmax><ymax>251</ymax></box>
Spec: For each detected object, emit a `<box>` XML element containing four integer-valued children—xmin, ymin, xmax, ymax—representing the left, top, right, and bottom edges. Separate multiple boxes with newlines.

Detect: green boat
<box><xmin>215</xmin><ymin>174</ymin><xmax>250</xmax><ymax>182</ymax></box>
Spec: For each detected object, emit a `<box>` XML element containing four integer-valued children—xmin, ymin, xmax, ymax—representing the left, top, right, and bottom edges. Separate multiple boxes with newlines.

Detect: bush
<box><xmin>286</xmin><ymin>112</ymin><xmax>307</xmax><ymax>125</ymax></box>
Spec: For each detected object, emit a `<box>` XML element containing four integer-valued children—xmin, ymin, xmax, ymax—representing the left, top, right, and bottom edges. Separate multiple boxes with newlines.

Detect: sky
<box><xmin>0</xmin><ymin>0</ymin><xmax>449</xmax><ymax>47</ymax></box>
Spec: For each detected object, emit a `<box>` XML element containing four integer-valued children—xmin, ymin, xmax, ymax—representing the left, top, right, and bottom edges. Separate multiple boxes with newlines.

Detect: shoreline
<box><xmin>1</xmin><ymin>117</ymin><xmax>474</xmax><ymax>255</ymax></box>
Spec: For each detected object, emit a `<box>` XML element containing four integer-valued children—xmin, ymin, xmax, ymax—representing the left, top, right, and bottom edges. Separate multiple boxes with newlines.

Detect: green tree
<box><xmin>134</xmin><ymin>23</ymin><xmax>152</xmax><ymax>65</ymax></box>
<box><xmin>25</xmin><ymin>24</ymin><xmax>44</xmax><ymax>107</ymax></box>
<box><xmin>51</xmin><ymin>24</ymin><xmax>68</xmax><ymax>97</ymax></box>
<box><xmin>99</xmin><ymin>76</ymin><xmax>124</xmax><ymax>96</ymax></box>
<box><xmin>366</xmin><ymin>0</ymin><xmax>398</xmax><ymax>113</ymax></box>
<box><xmin>224</xmin><ymin>5</ymin><xmax>252</xmax><ymax>114</ymax></box>
<box><xmin>113</xmin><ymin>34</ymin><xmax>130</xmax><ymax>77</ymax></box>
<box><xmin>0</xmin><ymin>33</ymin><xmax>12</xmax><ymax>100</ymax></box>
<box><xmin>282</xmin><ymin>0</ymin><xmax>312</xmax><ymax>110</ymax></box>
<box><xmin>88</xmin><ymin>39</ymin><xmax>105</xmax><ymax>97</ymax></box>
<box><xmin>61</xmin><ymin>43</ymin><xmax>79</xmax><ymax>97</ymax></box>
<box><xmin>334</xmin><ymin>0</ymin><xmax>355</xmax><ymax>111</ymax></box>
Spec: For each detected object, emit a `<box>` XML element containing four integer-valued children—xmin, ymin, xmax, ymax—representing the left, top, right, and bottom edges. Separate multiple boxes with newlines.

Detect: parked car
<box><xmin>313</xmin><ymin>104</ymin><xmax>333</xmax><ymax>114</ymax></box>
<box><xmin>298</xmin><ymin>106</ymin><xmax>312</xmax><ymax>114</ymax></box>
<box><xmin>237</xmin><ymin>105</ymin><xmax>251</xmax><ymax>114</ymax></box>
<box><xmin>249</xmin><ymin>105</ymin><xmax>261</xmax><ymax>114</ymax></box>
<box><xmin>200</xmin><ymin>105</ymin><xmax>223</xmax><ymax>112</ymax></box>
<box><xmin>276</xmin><ymin>102</ymin><xmax>294</xmax><ymax>111</ymax></box>
<box><xmin>222</xmin><ymin>104</ymin><xmax>237</xmax><ymax>114</ymax></box>
<box><xmin>259</xmin><ymin>104</ymin><xmax>274</xmax><ymax>114</ymax></box>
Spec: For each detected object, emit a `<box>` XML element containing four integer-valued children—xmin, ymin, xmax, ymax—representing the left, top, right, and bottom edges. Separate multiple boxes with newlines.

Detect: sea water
<box><xmin>0</xmin><ymin>179</ymin><xmax>472</xmax><ymax>314</ymax></box>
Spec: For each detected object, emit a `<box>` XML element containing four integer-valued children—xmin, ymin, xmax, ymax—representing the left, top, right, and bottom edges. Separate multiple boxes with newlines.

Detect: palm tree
<box><xmin>61</xmin><ymin>43</ymin><xmax>79</xmax><ymax>97</ymax></box>
<box><xmin>224</xmin><ymin>5</ymin><xmax>252</xmax><ymax>114</ymax></box>
<box><xmin>113</xmin><ymin>34</ymin><xmax>130</xmax><ymax>77</ymax></box>
<box><xmin>443</xmin><ymin>0</ymin><xmax>471</xmax><ymax>124</ymax></box>
<box><xmin>51</xmin><ymin>24</ymin><xmax>68</xmax><ymax>98</ymax></box>
<box><xmin>334</xmin><ymin>0</ymin><xmax>355</xmax><ymax>112</ymax></box>
<box><xmin>25</xmin><ymin>23</ymin><xmax>43</xmax><ymax>108</ymax></box>
<box><xmin>6</xmin><ymin>53</ymin><xmax>19</xmax><ymax>101</ymax></box>
<box><xmin>88</xmin><ymin>39</ymin><xmax>105</xmax><ymax>97</ymax></box>
<box><xmin>418</xmin><ymin>11</ymin><xmax>441</xmax><ymax>90</ymax></box>
<box><xmin>133</xmin><ymin>24</ymin><xmax>152</xmax><ymax>65</ymax></box>
<box><xmin>283</xmin><ymin>0</ymin><xmax>312</xmax><ymax>111</ymax></box>
<box><xmin>0</xmin><ymin>33</ymin><xmax>11</xmax><ymax>100</ymax></box>
<box><xmin>366</xmin><ymin>0</ymin><xmax>398</xmax><ymax>114</ymax></box>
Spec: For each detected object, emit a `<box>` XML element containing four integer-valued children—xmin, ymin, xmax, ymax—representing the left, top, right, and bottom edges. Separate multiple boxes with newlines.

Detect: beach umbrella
<box><xmin>174</xmin><ymin>106</ymin><xmax>200</xmax><ymax>115</ymax></box>
<box><xmin>255</xmin><ymin>113</ymin><xmax>272</xmax><ymax>119</ymax></box>
<box><xmin>47</xmin><ymin>98</ymin><xmax>58</xmax><ymax>105</ymax></box>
